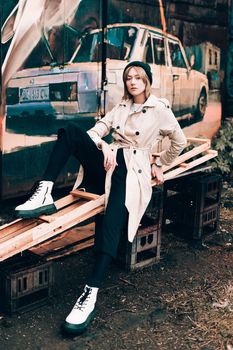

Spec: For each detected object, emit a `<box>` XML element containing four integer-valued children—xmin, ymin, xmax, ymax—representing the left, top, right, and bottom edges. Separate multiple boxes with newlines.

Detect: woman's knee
<box><xmin>65</xmin><ymin>123</ymin><xmax>84</xmax><ymax>139</ymax></box>
<box><xmin>59</xmin><ymin>123</ymin><xmax>87</xmax><ymax>148</ymax></box>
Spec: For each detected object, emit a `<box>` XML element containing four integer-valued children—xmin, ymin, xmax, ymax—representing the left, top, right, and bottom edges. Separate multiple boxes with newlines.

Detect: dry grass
<box><xmin>157</xmin><ymin>279</ymin><xmax>233</xmax><ymax>349</ymax></box>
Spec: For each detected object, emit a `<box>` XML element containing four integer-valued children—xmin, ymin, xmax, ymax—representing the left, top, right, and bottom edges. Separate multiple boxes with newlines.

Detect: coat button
<box><xmin>133</xmin><ymin>150</ymin><xmax>136</xmax><ymax>154</ymax></box>
<box><xmin>138</xmin><ymin>169</ymin><xmax>142</xmax><ymax>173</ymax></box>
<box><xmin>135</xmin><ymin>131</ymin><xmax>140</xmax><ymax>135</ymax></box>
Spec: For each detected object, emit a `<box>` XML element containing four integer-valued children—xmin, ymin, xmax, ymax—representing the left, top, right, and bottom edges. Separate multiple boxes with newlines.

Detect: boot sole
<box><xmin>62</xmin><ymin>310</ymin><xmax>96</xmax><ymax>335</ymax></box>
<box><xmin>15</xmin><ymin>204</ymin><xmax>57</xmax><ymax>218</ymax></box>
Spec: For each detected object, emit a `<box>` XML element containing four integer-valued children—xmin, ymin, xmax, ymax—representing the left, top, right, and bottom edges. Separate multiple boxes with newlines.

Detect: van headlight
<box><xmin>49</xmin><ymin>82</ymin><xmax>77</xmax><ymax>101</ymax></box>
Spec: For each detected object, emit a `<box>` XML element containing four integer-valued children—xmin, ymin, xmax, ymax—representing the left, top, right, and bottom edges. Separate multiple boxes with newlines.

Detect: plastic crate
<box><xmin>163</xmin><ymin>172</ymin><xmax>222</xmax><ymax>239</ymax></box>
<box><xmin>142</xmin><ymin>186</ymin><xmax>163</xmax><ymax>226</ymax></box>
<box><xmin>118</xmin><ymin>224</ymin><xmax>161</xmax><ymax>271</ymax></box>
<box><xmin>164</xmin><ymin>172</ymin><xmax>222</xmax><ymax>207</ymax></box>
<box><xmin>0</xmin><ymin>253</ymin><xmax>54</xmax><ymax>314</ymax></box>
<box><xmin>118</xmin><ymin>187</ymin><xmax>163</xmax><ymax>270</ymax></box>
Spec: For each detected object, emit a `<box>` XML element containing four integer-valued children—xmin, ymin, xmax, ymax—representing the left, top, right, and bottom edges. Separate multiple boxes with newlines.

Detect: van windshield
<box><xmin>23</xmin><ymin>25</ymin><xmax>80</xmax><ymax>68</ymax></box>
<box><xmin>72</xmin><ymin>26</ymin><xmax>137</xmax><ymax>62</ymax></box>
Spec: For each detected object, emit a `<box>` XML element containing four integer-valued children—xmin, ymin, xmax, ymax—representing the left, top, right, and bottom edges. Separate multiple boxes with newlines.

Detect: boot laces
<box><xmin>28</xmin><ymin>182</ymin><xmax>44</xmax><ymax>202</ymax></box>
<box><xmin>74</xmin><ymin>287</ymin><xmax>92</xmax><ymax>312</ymax></box>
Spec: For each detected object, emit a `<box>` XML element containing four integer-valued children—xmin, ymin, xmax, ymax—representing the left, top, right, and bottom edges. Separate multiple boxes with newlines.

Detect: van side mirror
<box><xmin>190</xmin><ymin>54</ymin><xmax>195</xmax><ymax>68</ymax></box>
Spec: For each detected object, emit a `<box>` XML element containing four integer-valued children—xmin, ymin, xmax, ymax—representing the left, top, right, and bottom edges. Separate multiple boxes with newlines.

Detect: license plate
<box><xmin>19</xmin><ymin>86</ymin><xmax>49</xmax><ymax>102</ymax></box>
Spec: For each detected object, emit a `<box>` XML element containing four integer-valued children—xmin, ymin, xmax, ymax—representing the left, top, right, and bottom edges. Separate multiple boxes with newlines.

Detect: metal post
<box><xmin>158</xmin><ymin>0</ymin><xmax>167</xmax><ymax>33</ymax></box>
<box><xmin>0</xmin><ymin>3</ymin><xmax>2</xmax><ymax>106</ymax></box>
<box><xmin>226</xmin><ymin>0</ymin><xmax>233</xmax><ymax>116</ymax></box>
<box><xmin>98</xmin><ymin>0</ymin><xmax>108</xmax><ymax>118</ymax></box>
<box><xmin>0</xmin><ymin>3</ymin><xmax>3</xmax><ymax>201</ymax></box>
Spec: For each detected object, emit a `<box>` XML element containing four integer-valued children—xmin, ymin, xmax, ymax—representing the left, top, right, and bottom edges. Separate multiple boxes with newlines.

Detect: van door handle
<box><xmin>173</xmin><ymin>74</ymin><xmax>180</xmax><ymax>81</ymax></box>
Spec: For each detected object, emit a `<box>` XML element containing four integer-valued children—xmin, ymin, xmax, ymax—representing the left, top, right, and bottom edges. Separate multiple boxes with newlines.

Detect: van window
<box><xmin>144</xmin><ymin>35</ymin><xmax>153</xmax><ymax>63</ymax></box>
<box><xmin>214</xmin><ymin>51</ymin><xmax>218</xmax><ymax>65</ymax></box>
<box><xmin>23</xmin><ymin>38</ymin><xmax>54</xmax><ymax>68</ymax></box>
<box><xmin>72</xmin><ymin>26</ymin><xmax>137</xmax><ymax>63</ymax></box>
<box><xmin>169</xmin><ymin>41</ymin><xmax>186</xmax><ymax>68</ymax></box>
<box><xmin>153</xmin><ymin>37</ymin><xmax>165</xmax><ymax>65</ymax></box>
<box><xmin>23</xmin><ymin>26</ymin><xmax>79</xmax><ymax>68</ymax></box>
<box><xmin>209</xmin><ymin>49</ymin><xmax>212</xmax><ymax>65</ymax></box>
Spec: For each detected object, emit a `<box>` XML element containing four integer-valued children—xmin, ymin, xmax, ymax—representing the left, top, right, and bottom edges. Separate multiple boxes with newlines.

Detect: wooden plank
<box><xmin>179</xmin><ymin>163</ymin><xmax>189</xmax><ymax>168</ymax></box>
<box><xmin>31</xmin><ymin>235</ymin><xmax>94</xmax><ymax>255</ymax></box>
<box><xmin>169</xmin><ymin>165</ymin><xmax>212</xmax><ymax>179</ymax></box>
<box><xmin>0</xmin><ymin>193</ymin><xmax>84</xmax><ymax>234</ymax></box>
<box><xmin>207</xmin><ymin>149</ymin><xmax>218</xmax><ymax>155</ymax></box>
<box><xmin>0</xmin><ymin>199</ymin><xmax>88</xmax><ymax>241</ymax></box>
<box><xmin>0</xmin><ymin>195</ymin><xmax>105</xmax><ymax>261</ymax></box>
<box><xmin>0</xmin><ymin>200</ymin><xmax>101</xmax><ymax>252</ymax></box>
<box><xmin>186</xmin><ymin>137</ymin><xmax>211</xmax><ymax>145</ymax></box>
<box><xmin>0</xmin><ymin>218</ymin><xmax>36</xmax><ymax>235</ymax></box>
<box><xmin>0</xmin><ymin>219</ymin><xmax>40</xmax><ymax>244</ymax></box>
<box><xmin>30</xmin><ymin>224</ymin><xmax>95</xmax><ymax>255</ymax></box>
<box><xmin>46</xmin><ymin>238</ymin><xmax>95</xmax><ymax>261</ymax></box>
<box><xmin>162</xmin><ymin>141</ymin><xmax>210</xmax><ymax>173</ymax></box>
<box><xmin>70</xmin><ymin>190</ymin><xmax>100</xmax><ymax>200</ymax></box>
<box><xmin>0</xmin><ymin>218</ymin><xmax>22</xmax><ymax>231</ymax></box>
<box><xmin>39</xmin><ymin>200</ymin><xmax>88</xmax><ymax>222</ymax></box>
<box><xmin>53</xmin><ymin>194</ymin><xmax>79</xmax><ymax>210</ymax></box>
<box><xmin>162</xmin><ymin>150</ymin><xmax>218</xmax><ymax>182</ymax></box>
<box><xmin>54</xmin><ymin>191</ymin><xmax>99</xmax><ymax>209</ymax></box>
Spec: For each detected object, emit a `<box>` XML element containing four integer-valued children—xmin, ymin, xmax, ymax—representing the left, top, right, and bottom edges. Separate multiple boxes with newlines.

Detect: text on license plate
<box><xmin>20</xmin><ymin>86</ymin><xmax>49</xmax><ymax>102</ymax></box>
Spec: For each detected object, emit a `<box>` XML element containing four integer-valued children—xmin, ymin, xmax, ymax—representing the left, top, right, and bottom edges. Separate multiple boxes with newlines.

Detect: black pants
<box><xmin>44</xmin><ymin>123</ymin><xmax>128</xmax><ymax>259</ymax></box>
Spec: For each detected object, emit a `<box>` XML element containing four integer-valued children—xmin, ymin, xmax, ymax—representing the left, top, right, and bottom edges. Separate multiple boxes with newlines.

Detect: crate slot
<box><xmin>0</xmin><ymin>254</ymin><xmax>54</xmax><ymax>314</ymax></box>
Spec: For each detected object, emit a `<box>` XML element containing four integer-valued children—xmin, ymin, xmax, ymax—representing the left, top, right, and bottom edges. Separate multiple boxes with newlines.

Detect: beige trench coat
<box><xmin>75</xmin><ymin>94</ymin><xmax>186</xmax><ymax>242</ymax></box>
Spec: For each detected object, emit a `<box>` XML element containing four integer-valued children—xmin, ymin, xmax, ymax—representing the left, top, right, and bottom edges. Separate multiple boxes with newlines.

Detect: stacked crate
<box><xmin>163</xmin><ymin>172</ymin><xmax>222</xmax><ymax>239</ymax></box>
<box><xmin>118</xmin><ymin>186</ymin><xmax>163</xmax><ymax>270</ymax></box>
<box><xmin>0</xmin><ymin>253</ymin><xmax>54</xmax><ymax>314</ymax></box>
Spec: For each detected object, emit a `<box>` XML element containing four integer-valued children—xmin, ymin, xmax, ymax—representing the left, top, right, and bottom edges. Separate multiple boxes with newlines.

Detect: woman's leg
<box><xmin>88</xmin><ymin>252</ymin><xmax>113</xmax><ymax>288</ymax></box>
<box><xmin>42</xmin><ymin>128</ymin><xmax>74</xmax><ymax>182</ymax></box>
<box><xmin>94</xmin><ymin>149</ymin><xmax>128</xmax><ymax>259</ymax></box>
<box><xmin>62</xmin><ymin>252</ymin><xmax>113</xmax><ymax>335</ymax></box>
<box><xmin>63</xmin><ymin>150</ymin><xmax>129</xmax><ymax>335</ymax></box>
<box><xmin>44</xmin><ymin>123</ymin><xmax>106</xmax><ymax>192</ymax></box>
<box><xmin>15</xmin><ymin>123</ymin><xmax>106</xmax><ymax>217</ymax></box>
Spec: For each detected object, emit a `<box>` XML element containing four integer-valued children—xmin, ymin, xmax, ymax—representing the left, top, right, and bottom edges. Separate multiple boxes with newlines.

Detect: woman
<box><xmin>15</xmin><ymin>61</ymin><xmax>186</xmax><ymax>334</ymax></box>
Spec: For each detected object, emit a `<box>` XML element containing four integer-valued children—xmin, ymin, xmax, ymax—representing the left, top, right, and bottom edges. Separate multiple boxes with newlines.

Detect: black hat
<box><xmin>123</xmin><ymin>61</ymin><xmax>153</xmax><ymax>84</ymax></box>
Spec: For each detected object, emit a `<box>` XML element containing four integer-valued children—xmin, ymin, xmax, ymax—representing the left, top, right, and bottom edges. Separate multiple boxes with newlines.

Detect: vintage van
<box><xmin>6</xmin><ymin>23</ymin><xmax>208</xmax><ymax>126</ymax></box>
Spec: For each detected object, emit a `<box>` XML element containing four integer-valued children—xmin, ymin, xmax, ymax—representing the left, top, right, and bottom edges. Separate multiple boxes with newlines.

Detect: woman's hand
<box><xmin>151</xmin><ymin>163</ymin><xmax>164</xmax><ymax>185</ymax></box>
<box><xmin>101</xmin><ymin>141</ymin><xmax>118</xmax><ymax>171</ymax></box>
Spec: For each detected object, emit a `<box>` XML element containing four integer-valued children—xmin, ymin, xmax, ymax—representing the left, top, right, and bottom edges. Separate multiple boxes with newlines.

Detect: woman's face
<box><xmin>125</xmin><ymin>67</ymin><xmax>146</xmax><ymax>100</ymax></box>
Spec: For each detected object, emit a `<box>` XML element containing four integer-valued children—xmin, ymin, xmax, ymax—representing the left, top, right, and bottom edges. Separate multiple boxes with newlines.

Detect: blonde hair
<box><xmin>122</xmin><ymin>66</ymin><xmax>151</xmax><ymax>100</ymax></box>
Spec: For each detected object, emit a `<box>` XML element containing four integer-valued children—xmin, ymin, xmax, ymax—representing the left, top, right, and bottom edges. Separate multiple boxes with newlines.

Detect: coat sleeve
<box><xmin>87</xmin><ymin>104</ymin><xmax>119</xmax><ymax>147</ymax></box>
<box><xmin>158</xmin><ymin>102</ymin><xmax>187</xmax><ymax>166</ymax></box>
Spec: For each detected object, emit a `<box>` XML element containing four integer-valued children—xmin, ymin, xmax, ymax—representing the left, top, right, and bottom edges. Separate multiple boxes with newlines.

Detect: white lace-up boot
<box><xmin>63</xmin><ymin>285</ymin><xmax>98</xmax><ymax>334</ymax></box>
<box><xmin>15</xmin><ymin>181</ymin><xmax>57</xmax><ymax>218</ymax></box>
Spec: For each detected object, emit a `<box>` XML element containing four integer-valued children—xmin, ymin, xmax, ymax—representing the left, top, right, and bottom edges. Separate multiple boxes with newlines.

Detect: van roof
<box><xmin>89</xmin><ymin>23</ymin><xmax>180</xmax><ymax>42</ymax></box>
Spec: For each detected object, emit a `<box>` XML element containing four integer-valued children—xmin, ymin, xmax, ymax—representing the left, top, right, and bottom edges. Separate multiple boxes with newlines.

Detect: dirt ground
<box><xmin>0</xmin><ymin>178</ymin><xmax>232</xmax><ymax>350</ymax></box>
